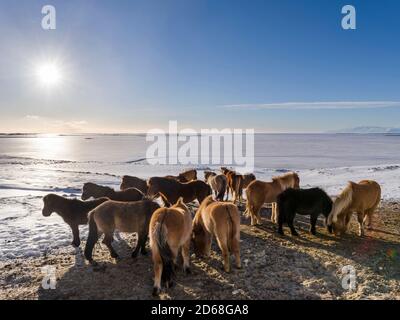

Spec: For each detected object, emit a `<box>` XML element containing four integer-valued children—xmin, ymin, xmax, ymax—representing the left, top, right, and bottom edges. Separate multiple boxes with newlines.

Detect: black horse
<box><xmin>277</xmin><ymin>188</ymin><xmax>333</xmax><ymax>236</ymax></box>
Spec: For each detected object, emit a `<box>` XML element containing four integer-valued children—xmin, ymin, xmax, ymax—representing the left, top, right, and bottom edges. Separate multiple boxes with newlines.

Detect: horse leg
<box><xmin>139</xmin><ymin>233</ymin><xmax>149</xmax><ymax>256</ymax></box>
<box><xmin>250</xmin><ymin>204</ymin><xmax>261</xmax><ymax>226</ymax></box>
<box><xmin>231</xmin><ymin>235</ymin><xmax>241</xmax><ymax>269</ymax></box>
<box><xmin>277</xmin><ymin>207</ymin><xmax>285</xmax><ymax>235</ymax></box>
<box><xmin>103</xmin><ymin>233</ymin><xmax>119</xmax><ymax>259</ymax></box>
<box><xmin>271</xmin><ymin>203</ymin><xmax>277</xmax><ymax>224</ymax></box>
<box><xmin>364</xmin><ymin>207</ymin><xmax>376</xmax><ymax>229</ymax></box>
<box><xmin>152</xmin><ymin>247</ymin><xmax>163</xmax><ymax>296</ymax></box>
<box><xmin>357</xmin><ymin>212</ymin><xmax>365</xmax><ymax>236</ymax></box>
<box><xmin>287</xmin><ymin>211</ymin><xmax>299</xmax><ymax>236</ymax></box>
<box><xmin>70</xmin><ymin>224</ymin><xmax>80</xmax><ymax>247</ymax></box>
<box><xmin>181</xmin><ymin>239</ymin><xmax>191</xmax><ymax>275</ymax></box>
<box><xmin>216</xmin><ymin>236</ymin><xmax>231</xmax><ymax>273</ymax></box>
<box><xmin>310</xmin><ymin>214</ymin><xmax>318</xmax><ymax>235</ymax></box>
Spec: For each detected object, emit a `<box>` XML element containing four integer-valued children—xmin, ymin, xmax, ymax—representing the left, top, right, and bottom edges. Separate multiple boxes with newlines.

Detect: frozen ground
<box><xmin>0</xmin><ymin>134</ymin><xmax>400</xmax><ymax>261</ymax></box>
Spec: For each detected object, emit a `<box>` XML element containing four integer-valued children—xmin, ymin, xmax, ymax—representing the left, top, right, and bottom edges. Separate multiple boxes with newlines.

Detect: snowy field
<box><xmin>1</xmin><ymin>133</ymin><xmax>399</xmax><ymax>261</ymax></box>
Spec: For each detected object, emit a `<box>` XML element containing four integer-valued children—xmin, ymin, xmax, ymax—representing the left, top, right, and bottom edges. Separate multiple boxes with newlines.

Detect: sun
<box><xmin>36</xmin><ymin>63</ymin><xmax>62</xmax><ymax>87</ymax></box>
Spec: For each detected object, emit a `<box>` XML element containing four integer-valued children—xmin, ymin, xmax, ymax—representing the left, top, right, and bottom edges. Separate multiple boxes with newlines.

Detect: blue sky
<box><xmin>0</xmin><ymin>0</ymin><xmax>400</xmax><ymax>133</ymax></box>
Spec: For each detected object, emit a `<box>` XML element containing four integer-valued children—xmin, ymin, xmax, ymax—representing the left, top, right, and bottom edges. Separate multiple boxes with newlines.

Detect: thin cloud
<box><xmin>220</xmin><ymin>101</ymin><xmax>400</xmax><ymax>110</ymax></box>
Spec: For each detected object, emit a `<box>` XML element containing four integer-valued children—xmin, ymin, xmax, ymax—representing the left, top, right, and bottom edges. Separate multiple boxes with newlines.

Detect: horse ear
<box><xmin>177</xmin><ymin>197</ymin><xmax>184</xmax><ymax>205</ymax></box>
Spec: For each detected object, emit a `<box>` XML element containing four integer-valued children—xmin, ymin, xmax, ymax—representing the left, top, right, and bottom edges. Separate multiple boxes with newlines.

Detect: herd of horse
<box><xmin>41</xmin><ymin>168</ymin><xmax>382</xmax><ymax>296</ymax></box>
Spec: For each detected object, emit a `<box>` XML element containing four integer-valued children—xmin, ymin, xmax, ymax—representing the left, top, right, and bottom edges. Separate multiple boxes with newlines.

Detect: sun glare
<box><xmin>36</xmin><ymin>63</ymin><xmax>62</xmax><ymax>87</ymax></box>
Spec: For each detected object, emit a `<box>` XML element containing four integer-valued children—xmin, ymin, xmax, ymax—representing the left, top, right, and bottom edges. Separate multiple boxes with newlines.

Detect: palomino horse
<box><xmin>42</xmin><ymin>194</ymin><xmax>109</xmax><ymax>247</ymax></box>
<box><xmin>277</xmin><ymin>188</ymin><xmax>332</xmax><ymax>236</ymax></box>
<box><xmin>84</xmin><ymin>199</ymin><xmax>160</xmax><ymax>264</ymax></box>
<box><xmin>327</xmin><ymin>180</ymin><xmax>381</xmax><ymax>237</ymax></box>
<box><xmin>165</xmin><ymin>169</ymin><xmax>197</xmax><ymax>183</ymax></box>
<box><xmin>204</xmin><ymin>171</ymin><xmax>227</xmax><ymax>201</ymax></box>
<box><xmin>120</xmin><ymin>175</ymin><xmax>148</xmax><ymax>194</ymax></box>
<box><xmin>147</xmin><ymin>177</ymin><xmax>211</xmax><ymax>206</ymax></box>
<box><xmin>245</xmin><ymin>172</ymin><xmax>300</xmax><ymax>225</ymax></box>
<box><xmin>81</xmin><ymin>182</ymin><xmax>143</xmax><ymax>202</ymax></box>
<box><xmin>150</xmin><ymin>198</ymin><xmax>192</xmax><ymax>296</ymax></box>
<box><xmin>192</xmin><ymin>196</ymin><xmax>241</xmax><ymax>272</ymax></box>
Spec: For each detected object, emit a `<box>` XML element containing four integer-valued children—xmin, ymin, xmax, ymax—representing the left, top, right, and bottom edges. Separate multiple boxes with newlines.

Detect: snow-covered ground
<box><xmin>1</xmin><ymin>134</ymin><xmax>399</xmax><ymax>261</ymax></box>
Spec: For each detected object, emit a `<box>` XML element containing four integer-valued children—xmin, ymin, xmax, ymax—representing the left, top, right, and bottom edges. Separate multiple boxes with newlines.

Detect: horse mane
<box><xmin>328</xmin><ymin>182</ymin><xmax>354</xmax><ymax>224</ymax></box>
<box><xmin>272</xmin><ymin>172</ymin><xmax>298</xmax><ymax>189</ymax></box>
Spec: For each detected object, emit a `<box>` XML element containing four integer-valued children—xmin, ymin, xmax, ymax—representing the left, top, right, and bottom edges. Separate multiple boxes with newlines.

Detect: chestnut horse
<box><xmin>193</xmin><ymin>196</ymin><xmax>241</xmax><ymax>272</ymax></box>
<box><xmin>120</xmin><ymin>175</ymin><xmax>148</xmax><ymax>194</ymax></box>
<box><xmin>245</xmin><ymin>172</ymin><xmax>300</xmax><ymax>225</ymax></box>
<box><xmin>81</xmin><ymin>182</ymin><xmax>143</xmax><ymax>202</ymax></box>
<box><xmin>204</xmin><ymin>171</ymin><xmax>227</xmax><ymax>201</ymax></box>
<box><xmin>84</xmin><ymin>199</ymin><xmax>160</xmax><ymax>264</ymax></box>
<box><xmin>220</xmin><ymin>167</ymin><xmax>243</xmax><ymax>203</ymax></box>
<box><xmin>42</xmin><ymin>194</ymin><xmax>109</xmax><ymax>247</ymax></box>
<box><xmin>327</xmin><ymin>180</ymin><xmax>381</xmax><ymax>237</ymax></box>
<box><xmin>147</xmin><ymin>177</ymin><xmax>211</xmax><ymax>206</ymax></box>
<box><xmin>150</xmin><ymin>198</ymin><xmax>192</xmax><ymax>296</ymax></box>
<box><xmin>165</xmin><ymin>169</ymin><xmax>197</xmax><ymax>183</ymax></box>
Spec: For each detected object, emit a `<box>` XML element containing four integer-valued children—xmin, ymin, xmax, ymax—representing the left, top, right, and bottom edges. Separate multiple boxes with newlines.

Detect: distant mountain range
<box><xmin>328</xmin><ymin>126</ymin><xmax>400</xmax><ymax>134</ymax></box>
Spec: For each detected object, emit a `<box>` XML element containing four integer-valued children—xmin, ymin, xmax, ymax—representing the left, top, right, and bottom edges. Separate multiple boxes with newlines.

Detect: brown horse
<box><xmin>149</xmin><ymin>198</ymin><xmax>192</xmax><ymax>296</ymax></box>
<box><xmin>42</xmin><ymin>194</ymin><xmax>109</xmax><ymax>247</ymax></box>
<box><xmin>84</xmin><ymin>199</ymin><xmax>160</xmax><ymax>264</ymax></box>
<box><xmin>81</xmin><ymin>182</ymin><xmax>143</xmax><ymax>202</ymax></box>
<box><xmin>220</xmin><ymin>167</ymin><xmax>243</xmax><ymax>203</ymax></box>
<box><xmin>147</xmin><ymin>177</ymin><xmax>211</xmax><ymax>206</ymax></box>
<box><xmin>193</xmin><ymin>196</ymin><xmax>241</xmax><ymax>272</ymax></box>
<box><xmin>327</xmin><ymin>180</ymin><xmax>381</xmax><ymax>237</ymax></box>
<box><xmin>120</xmin><ymin>175</ymin><xmax>148</xmax><ymax>194</ymax></box>
<box><xmin>204</xmin><ymin>171</ymin><xmax>227</xmax><ymax>201</ymax></box>
<box><xmin>245</xmin><ymin>172</ymin><xmax>300</xmax><ymax>225</ymax></box>
<box><xmin>165</xmin><ymin>169</ymin><xmax>197</xmax><ymax>183</ymax></box>
<box><xmin>241</xmin><ymin>173</ymin><xmax>256</xmax><ymax>190</ymax></box>
<box><xmin>235</xmin><ymin>173</ymin><xmax>256</xmax><ymax>202</ymax></box>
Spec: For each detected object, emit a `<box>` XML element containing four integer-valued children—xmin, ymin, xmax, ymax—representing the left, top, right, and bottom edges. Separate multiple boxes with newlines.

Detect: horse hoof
<box><xmin>184</xmin><ymin>267</ymin><xmax>192</xmax><ymax>275</ymax></box>
<box><xmin>72</xmin><ymin>241</ymin><xmax>80</xmax><ymax>248</ymax></box>
<box><xmin>89</xmin><ymin>260</ymin><xmax>98</xmax><ymax>266</ymax></box>
<box><xmin>152</xmin><ymin>287</ymin><xmax>160</xmax><ymax>297</ymax></box>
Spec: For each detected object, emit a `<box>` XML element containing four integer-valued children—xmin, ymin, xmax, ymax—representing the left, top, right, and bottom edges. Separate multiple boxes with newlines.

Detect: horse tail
<box><xmin>84</xmin><ymin>211</ymin><xmax>99</xmax><ymax>263</ymax></box>
<box><xmin>153</xmin><ymin>213</ymin><xmax>175</xmax><ymax>284</ymax></box>
<box><xmin>216</xmin><ymin>177</ymin><xmax>227</xmax><ymax>201</ymax></box>
<box><xmin>328</xmin><ymin>182</ymin><xmax>353</xmax><ymax>225</ymax></box>
<box><xmin>371</xmin><ymin>181</ymin><xmax>382</xmax><ymax>211</ymax></box>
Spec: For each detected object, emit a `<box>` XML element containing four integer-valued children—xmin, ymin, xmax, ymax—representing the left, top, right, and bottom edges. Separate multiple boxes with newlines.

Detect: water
<box><xmin>0</xmin><ymin>133</ymin><xmax>399</xmax><ymax>260</ymax></box>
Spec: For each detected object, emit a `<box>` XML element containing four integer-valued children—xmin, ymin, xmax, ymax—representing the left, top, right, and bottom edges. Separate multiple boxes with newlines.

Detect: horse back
<box><xmin>351</xmin><ymin>180</ymin><xmax>381</xmax><ymax>210</ymax></box>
